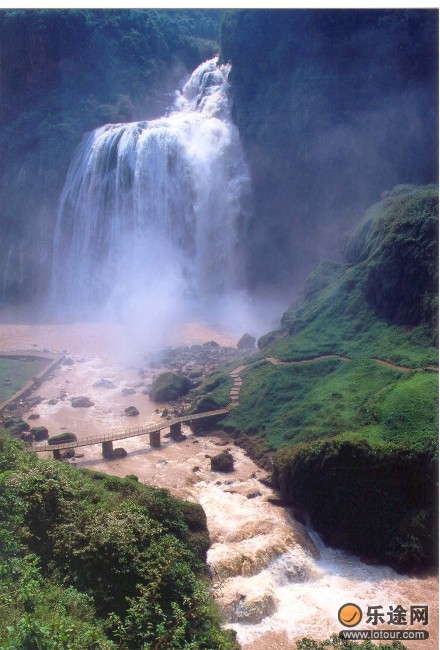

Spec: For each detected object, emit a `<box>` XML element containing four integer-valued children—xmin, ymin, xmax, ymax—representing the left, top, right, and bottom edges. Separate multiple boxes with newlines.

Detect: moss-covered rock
<box><xmin>30</xmin><ymin>426</ymin><xmax>49</xmax><ymax>441</ymax></box>
<box><xmin>48</xmin><ymin>432</ymin><xmax>77</xmax><ymax>445</ymax></box>
<box><xmin>149</xmin><ymin>372</ymin><xmax>191</xmax><ymax>402</ymax></box>
<box><xmin>273</xmin><ymin>438</ymin><xmax>438</xmax><ymax>570</ymax></box>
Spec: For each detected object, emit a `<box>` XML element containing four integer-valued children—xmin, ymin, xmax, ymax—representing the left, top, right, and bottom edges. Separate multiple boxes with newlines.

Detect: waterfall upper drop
<box><xmin>50</xmin><ymin>58</ymin><xmax>250</xmax><ymax>321</ymax></box>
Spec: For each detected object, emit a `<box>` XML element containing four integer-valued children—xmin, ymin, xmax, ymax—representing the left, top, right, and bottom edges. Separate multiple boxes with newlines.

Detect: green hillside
<box><xmin>195</xmin><ymin>185</ymin><xmax>439</xmax><ymax>569</ymax></box>
<box><xmin>0</xmin><ymin>433</ymin><xmax>237</xmax><ymax>649</ymax></box>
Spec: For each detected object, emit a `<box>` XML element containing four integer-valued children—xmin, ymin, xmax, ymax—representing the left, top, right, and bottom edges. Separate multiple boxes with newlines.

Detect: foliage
<box><xmin>194</xmin><ymin>187</ymin><xmax>438</xmax><ymax>569</ymax></box>
<box><xmin>0</xmin><ymin>432</ymin><xmax>236</xmax><ymax>649</ymax></box>
<box><xmin>273</xmin><ymin>437</ymin><xmax>438</xmax><ymax>570</ymax></box>
<box><xmin>149</xmin><ymin>371</ymin><xmax>191</xmax><ymax>402</ymax></box>
<box><xmin>48</xmin><ymin>431</ymin><xmax>77</xmax><ymax>445</ymax></box>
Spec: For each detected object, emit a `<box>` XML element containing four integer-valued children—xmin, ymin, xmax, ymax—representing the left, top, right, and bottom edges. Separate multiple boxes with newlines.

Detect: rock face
<box><xmin>70</xmin><ymin>396</ymin><xmax>94</xmax><ymax>408</ymax></box>
<box><xmin>125</xmin><ymin>406</ymin><xmax>139</xmax><ymax>417</ymax></box>
<box><xmin>149</xmin><ymin>372</ymin><xmax>191</xmax><ymax>403</ymax></box>
<box><xmin>210</xmin><ymin>450</ymin><xmax>235</xmax><ymax>473</ymax></box>
<box><xmin>237</xmin><ymin>333</ymin><xmax>256</xmax><ymax>350</ymax></box>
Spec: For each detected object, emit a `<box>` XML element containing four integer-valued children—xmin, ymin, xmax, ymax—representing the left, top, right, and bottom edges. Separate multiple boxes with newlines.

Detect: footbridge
<box><xmin>33</xmin><ymin>406</ymin><xmax>235</xmax><ymax>459</ymax></box>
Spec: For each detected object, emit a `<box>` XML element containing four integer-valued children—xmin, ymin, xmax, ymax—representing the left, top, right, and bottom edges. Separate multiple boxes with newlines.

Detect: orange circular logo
<box><xmin>338</xmin><ymin>603</ymin><xmax>362</xmax><ymax>627</ymax></box>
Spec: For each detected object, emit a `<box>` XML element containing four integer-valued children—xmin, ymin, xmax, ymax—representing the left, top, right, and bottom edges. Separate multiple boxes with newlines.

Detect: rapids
<box><xmin>1</xmin><ymin>322</ymin><xmax>437</xmax><ymax>649</ymax></box>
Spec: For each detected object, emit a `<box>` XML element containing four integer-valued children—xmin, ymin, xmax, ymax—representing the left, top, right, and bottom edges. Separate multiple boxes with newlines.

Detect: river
<box><xmin>0</xmin><ymin>321</ymin><xmax>437</xmax><ymax>649</ymax></box>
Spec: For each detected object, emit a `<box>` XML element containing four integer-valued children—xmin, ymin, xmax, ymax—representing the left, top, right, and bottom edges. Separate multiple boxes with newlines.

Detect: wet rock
<box><xmin>225</xmin><ymin>592</ymin><xmax>277</xmax><ymax>623</ymax></box>
<box><xmin>112</xmin><ymin>447</ymin><xmax>127</xmax><ymax>459</ymax></box>
<box><xmin>21</xmin><ymin>432</ymin><xmax>34</xmax><ymax>444</ymax></box>
<box><xmin>48</xmin><ymin>432</ymin><xmax>77</xmax><ymax>445</ymax></box>
<box><xmin>211</xmin><ymin>450</ymin><xmax>235</xmax><ymax>473</ymax></box>
<box><xmin>125</xmin><ymin>406</ymin><xmax>139</xmax><ymax>417</ymax></box>
<box><xmin>30</xmin><ymin>426</ymin><xmax>49</xmax><ymax>441</ymax></box>
<box><xmin>246</xmin><ymin>490</ymin><xmax>262</xmax><ymax>499</ymax></box>
<box><xmin>93</xmin><ymin>378</ymin><xmax>115</xmax><ymax>389</ymax></box>
<box><xmin>266</xmin><ymin>496</ymin><xmax>288</xmax><ymax>507</ymax></box>
<box><xmin>192</xmin><ymin>466</ymin><xmax>201</xmax><ymax>472</ymax></box>
<box><xmin>62</xmin><ymin>357</ymin><xmax>75</xmax><ymax>366</ymax></box>
<box><xmin>121</xmin><ymin>387</ymin><xmax>136</xmax><ymax>396</ymax></box>
<box><xmin>70</xmin><ymin>396</ymin><xmax>94</xmax><ymax>408</ymax></box>
<box><xmin>47</xmin><ymin>398</ymin><xmax>59</xmax><ymax>405</ymax></box>
<box><xmin>28</xmin><ymin>413</ymin><xmax>40</xmax><ymax>420</ymax></box>
<box><xmin>61</xmin><ymin>449</ymin><xmax>75</xmax><ymax>459</ymax></box>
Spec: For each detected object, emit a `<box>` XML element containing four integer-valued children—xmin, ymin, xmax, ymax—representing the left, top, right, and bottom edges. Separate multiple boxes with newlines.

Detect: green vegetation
<box><xmin>48</xmin><ymin>431</ymin><xmax>77</xmax><ymax>445</ymax></box>
<box><xmin>191</xmin><ymin>372</ymin><xmax>232</xmax><ymax>413</ymax></box>
<box><xmin>223</xmin><ymin>360</ymin><xmax>437</xmax><ymax>450</ymax></box>
<box><xmin>274</xmin><ymin>438</ymin><xmax>437</xmax><ymax>570</ymax></box>
<box><xmin>0</xmin><ymin>432</ymin><xmax>237</xmax><ymax>649</ymax></box>
<box><xmin>0</xmin><ymin>357</ymin><xmax>47</xmax><ymax>402</ymax></box>
<box><xmin>149</xmin><ymin>371</ymin><xmax>191</xmax><ymax>402</ymax></box>
<box><xmin>194</xmin><ymin>186</ymin><xmax>438</xmax><ymax>569</ymax></box>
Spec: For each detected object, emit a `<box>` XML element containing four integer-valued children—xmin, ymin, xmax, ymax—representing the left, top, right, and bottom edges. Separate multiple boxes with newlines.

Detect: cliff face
<box><xmin>221</xmin><ymin>9</ymin><xmax>438</xmax><ymax>293</ymax></box>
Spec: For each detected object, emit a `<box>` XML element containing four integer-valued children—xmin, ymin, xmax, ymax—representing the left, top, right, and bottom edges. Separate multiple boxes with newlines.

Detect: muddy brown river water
<box><xmin>1</xmin><ymin>322</ymin><xmax>437</xmax><ymax>649</ymax></box>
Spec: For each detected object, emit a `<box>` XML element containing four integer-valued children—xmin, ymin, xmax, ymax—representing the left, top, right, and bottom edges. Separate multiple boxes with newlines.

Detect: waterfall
<box><xmin>50</xmin><ymin>58</ymin><xmax>250</xmax><ymax>322</ymax></box>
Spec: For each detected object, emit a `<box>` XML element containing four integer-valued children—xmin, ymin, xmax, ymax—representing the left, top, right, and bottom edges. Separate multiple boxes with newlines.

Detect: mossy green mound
<box><xmin>48</xmin><ymin>431</ymin><xmax>77</xmax><ymax>445</ymax></box>
<box><xmin>273</xmin><ymin>437</ymin><xmax>437</xmax><ymax>571</ymax></box>
<box><xmin>149</xmin><ymin>372</ymin><xmax>191</xmax><ymax>402</ymax></box>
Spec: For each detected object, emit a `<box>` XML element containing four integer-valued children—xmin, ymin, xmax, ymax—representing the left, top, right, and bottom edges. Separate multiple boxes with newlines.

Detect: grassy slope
<box><xmin>218</xmin><ymin>185</ymin><xmax>438</xmax><ymax>453</ymax></box>
<box><xmin>0</xmin><ymin>357</ymin><xmax>47</xmax><ymax>402</ymax></box>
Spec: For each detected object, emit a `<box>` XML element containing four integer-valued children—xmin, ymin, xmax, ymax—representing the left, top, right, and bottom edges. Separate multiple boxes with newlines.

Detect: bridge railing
<box><xmin>33</xmin><ymin>406</ymin><xmax>231</xmax><ymax>453</ymax></box>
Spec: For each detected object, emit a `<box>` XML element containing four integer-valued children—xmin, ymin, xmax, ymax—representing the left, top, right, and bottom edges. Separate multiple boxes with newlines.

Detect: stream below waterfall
<box><xmin>0</xmin><ymin>322</ymin><xmax>437</xmax><ymax>650</ymax></box>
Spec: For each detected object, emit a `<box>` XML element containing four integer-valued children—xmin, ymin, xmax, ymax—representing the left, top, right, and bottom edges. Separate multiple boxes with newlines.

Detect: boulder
<box><xmin>70</xmin><ymin>396</ymin><xmax>94</xmax><ymax>408</ymax></box>
<box><xmin>237</xmin><ymin>333</ymin><xmax>256</xmax><ymax>351</ymax></box>
<box><xmin>125</xmin><ymin>406</ymin><xmax>139</xmax><ymax>417</ymax></box>
<box><xmin>30</xmin><ymin>426</ymin><xmax>49</xmax><ymax>441</ymax></box>
<box><xmin>210</xmin><ymin>450</ymin><xmax>235</xmax><ymax>473</ymax></box>
<box><xmin>121</xmin><ymin>387</ymin><xmax>136</xmax><ymax>396</ymax></box>
<box><xmin>149</xmin><ymin>372</ymin><xmax>191</xmax><ymax>402</ymax></box>
<box><xmin>93</xmin><ymin>379</ymin><xmax>115</xmax><ymax>389</ymax></box>
<box><xmin>113</xmin><ymin>447</ymin><xmax>127</xmax><ymax>458</ymax></box>
<box><xmin>28</xmin><ymin>413</ymin><xmax>40</xmax><ymax>420</ymax></box>
<box><xmin>48</xmin><ymin>431</ymin><xmax>77</xmax><ymax>445</ymax></box>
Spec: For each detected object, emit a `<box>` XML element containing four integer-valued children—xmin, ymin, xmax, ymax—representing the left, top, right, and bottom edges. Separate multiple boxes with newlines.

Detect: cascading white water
<box><xmin>50</xmin><ymin>58</ymin><xmax>250</xmax><ymax>322</ymax></box>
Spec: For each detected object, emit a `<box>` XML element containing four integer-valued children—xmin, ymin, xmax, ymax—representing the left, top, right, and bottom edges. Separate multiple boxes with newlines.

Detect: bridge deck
<box><xmin>33</xmin><ymin>406</ymin><xmax>232</xmax><ymax>453</ymax></box>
